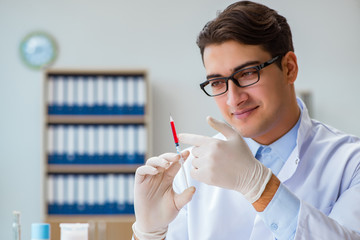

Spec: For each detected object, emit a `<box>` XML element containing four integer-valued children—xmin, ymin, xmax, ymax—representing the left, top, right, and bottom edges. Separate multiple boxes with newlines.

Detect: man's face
<box><xmin>203</xmin><ymin>40</ymin><xmax>297</xmax><ymax>144</ymax></box>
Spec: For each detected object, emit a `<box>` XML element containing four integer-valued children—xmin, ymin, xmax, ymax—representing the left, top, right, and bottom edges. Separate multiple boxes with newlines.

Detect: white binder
<box><xmin>66</xmin><ymin>77</ymin><xmax>75</xmax><ymax>107</ymax></box>
<box><xmin>47</xmin><ymin>175</ymin><xmax>55</xmax><ymax>206</ymax></box>
<box><xmin>47</xmin><ymin>77</ymin><xmax>55</xmax><ymax>108</ymax></box>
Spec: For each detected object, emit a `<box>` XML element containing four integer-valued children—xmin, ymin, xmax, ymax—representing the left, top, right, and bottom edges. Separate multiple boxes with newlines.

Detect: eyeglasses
<box><xmin>199</xmin><ymin>55</ymin><xmax>280</xmax><ymax>97</ymax></box>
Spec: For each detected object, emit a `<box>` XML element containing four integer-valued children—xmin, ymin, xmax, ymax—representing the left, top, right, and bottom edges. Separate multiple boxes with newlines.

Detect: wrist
<box><xmin>252</xmin><ymin>174</ymin><xmax>280</xmax><ymax>212</ymax></box>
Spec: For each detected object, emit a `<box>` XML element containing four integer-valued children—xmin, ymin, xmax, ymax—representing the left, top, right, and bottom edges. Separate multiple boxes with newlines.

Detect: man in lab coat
<box><xmin>132</xmin><ymin>1</ymin><xmax>360</xmax><ymax>239</ymax></box>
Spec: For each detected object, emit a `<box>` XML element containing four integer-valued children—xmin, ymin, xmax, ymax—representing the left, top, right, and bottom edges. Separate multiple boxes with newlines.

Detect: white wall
<box><xmin>0</xmin><ymin>0</ymin><xmax>359</xmax><ymax>239</ymax></box>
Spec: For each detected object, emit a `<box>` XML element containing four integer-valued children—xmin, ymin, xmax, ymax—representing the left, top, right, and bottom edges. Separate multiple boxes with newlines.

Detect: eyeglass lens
<box><xmin>204</xmin><ymin>67</ymin><xmax>259</xmax><ymax>96</ymax></box>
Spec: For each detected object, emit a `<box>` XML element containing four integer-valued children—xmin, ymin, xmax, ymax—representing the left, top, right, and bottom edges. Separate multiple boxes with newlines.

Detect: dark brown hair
<box><xmin>196</xmin><ymin>1</ymin><xmax>294</xmax><ymax>67</ymax></box>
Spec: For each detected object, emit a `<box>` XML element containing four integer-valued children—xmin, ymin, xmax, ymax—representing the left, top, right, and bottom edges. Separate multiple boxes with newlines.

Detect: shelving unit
<box><xmin>43</xmin><ymin>69</ymin><xmax>150</xmax><ymax>240</ymax></box>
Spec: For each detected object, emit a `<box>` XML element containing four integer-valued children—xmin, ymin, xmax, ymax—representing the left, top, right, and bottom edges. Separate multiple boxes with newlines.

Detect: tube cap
<box><xmin>31</xmin><ymin>223</ymin><xmax>50</xmax><ymax>239</ymax></box>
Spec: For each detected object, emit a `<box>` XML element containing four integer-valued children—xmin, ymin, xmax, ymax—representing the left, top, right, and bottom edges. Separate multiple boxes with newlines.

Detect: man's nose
<box><xmin>226</xmin><ymin>79</ymin><xmax>247</xmax><ymax>107</ymax></box>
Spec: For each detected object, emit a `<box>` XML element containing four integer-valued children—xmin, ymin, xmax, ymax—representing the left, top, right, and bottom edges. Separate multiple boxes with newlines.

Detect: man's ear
<box><xmin>282</xmin><ymin>51</ymin><xmax>298</xmax><ymax>84</ymax></box>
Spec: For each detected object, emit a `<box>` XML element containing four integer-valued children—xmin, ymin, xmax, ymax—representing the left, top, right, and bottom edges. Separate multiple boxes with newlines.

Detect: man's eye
<box><xmin>238</xmin><ymin>69</ymin><xmax>257</xmax><ymax>79</ymax></box>
<box><xmin>210</xmin><ymin>79</ymin><xmax>226</xmax><ymax>88</ymax></box>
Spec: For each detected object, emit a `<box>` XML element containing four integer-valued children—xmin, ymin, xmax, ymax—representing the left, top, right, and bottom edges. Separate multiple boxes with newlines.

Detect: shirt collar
<box><xmin>244</xmin><ymin>101</ymin><xmax>302</xmax><ymax>161</ymax></box>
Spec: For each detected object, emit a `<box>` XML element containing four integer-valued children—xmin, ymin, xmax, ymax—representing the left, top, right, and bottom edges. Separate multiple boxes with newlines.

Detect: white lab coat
<box><xmin>167</xmin><ymin>100</ymin><xmax>360</xmax><ymax>240</ymax></box>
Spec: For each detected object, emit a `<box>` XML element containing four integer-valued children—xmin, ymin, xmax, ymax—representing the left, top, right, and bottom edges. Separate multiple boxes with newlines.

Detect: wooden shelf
<box><xmin>45</xmin><ymin>68</ymin><xmax>147</xmax><ymax>76</ymax></box>
<box><xmin>47</xmin><ymin>115</ymin><xmax>146</xmax><ymax>124</ymax></box>
<box><xmin>47</xmin><ymin>215</ymin><xmax>135</xmax><ymax>240</ymax></box>
<box><xmin>47</xmin><ymin>164</ymin><xmax>141</xmax><ymax>173</ymax></box>
<box><xmin>46</xmin><ymin>214</ymin><xmax>135</xmax><ymax>222</ymax></box>
<box><xmin>43</xmin><ymin>69</ymin><xmax>150</xmax><ymax>240</ymax></box>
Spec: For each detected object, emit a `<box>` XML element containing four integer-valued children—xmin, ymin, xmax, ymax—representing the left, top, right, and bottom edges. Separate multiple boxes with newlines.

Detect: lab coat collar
<box><xmin>277</xmin><ymin>97</ymin><xmax>313</xmax><ymax>182</ymax></box>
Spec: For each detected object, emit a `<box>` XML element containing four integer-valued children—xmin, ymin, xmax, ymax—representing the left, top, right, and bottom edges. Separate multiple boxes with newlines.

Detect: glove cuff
<box><xmin>244</xmin><ymin>167</ymin><xmax>272</xmax><ymax>203</ymax></box>
<box><xmin>132</xmin><ymin>222</ymin><xmax>168</xmax><ymax>240</ymax></box>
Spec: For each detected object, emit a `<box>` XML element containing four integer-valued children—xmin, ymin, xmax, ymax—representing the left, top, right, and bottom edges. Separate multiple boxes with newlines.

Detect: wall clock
<box><xmin>20</xmin><ymin>31</ymin><xmax>58</xmax><ymax>70</ymax></box>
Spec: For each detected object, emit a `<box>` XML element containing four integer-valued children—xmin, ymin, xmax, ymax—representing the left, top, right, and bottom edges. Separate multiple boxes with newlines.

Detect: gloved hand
<box><xmin>179</xmin><ymin>116</ymin><xmax>272</xmax><ymax>203</ymax></box>
<box><xmin>133</xmin><ymin>152</ymin><xmax>196</xmax><ymax>240</ymax></box>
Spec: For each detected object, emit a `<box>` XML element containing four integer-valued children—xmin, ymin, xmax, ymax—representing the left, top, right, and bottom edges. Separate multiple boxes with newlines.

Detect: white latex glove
<box><xmin>133</xmin><ymin>152</ymin><xmax>196</xmax><ymax>240</ymax></box>
<box><xmin>179</xmin><ymin>116</ymin><xmax>272</xmax><ymax>203</ymax></box>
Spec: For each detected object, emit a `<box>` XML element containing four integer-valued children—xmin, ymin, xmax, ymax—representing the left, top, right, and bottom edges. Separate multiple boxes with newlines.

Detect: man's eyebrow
<box><xmin>206</xmin><ymin>60</ymin><xmax>260</xmax><ymax>80</ymax></box>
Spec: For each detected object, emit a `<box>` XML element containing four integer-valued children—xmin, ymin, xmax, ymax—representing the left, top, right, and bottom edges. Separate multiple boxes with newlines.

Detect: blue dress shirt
<box><xmin>246</xmin><ymin>112</ymin><xmax>301</xmax><ymax>239</ymax></box>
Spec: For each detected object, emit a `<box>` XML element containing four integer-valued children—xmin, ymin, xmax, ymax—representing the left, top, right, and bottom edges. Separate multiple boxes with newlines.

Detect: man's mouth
<box><xmin>232</xmin><ymin>106</ymin><xmax>259</xmax><ymax>119</ymax></box>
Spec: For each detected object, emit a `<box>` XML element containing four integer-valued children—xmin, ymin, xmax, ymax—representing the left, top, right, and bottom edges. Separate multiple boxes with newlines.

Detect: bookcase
<box><xmin>43</xmin><ymin>69</ymin><xmax>150</xmax><ymax>240</ymax></box>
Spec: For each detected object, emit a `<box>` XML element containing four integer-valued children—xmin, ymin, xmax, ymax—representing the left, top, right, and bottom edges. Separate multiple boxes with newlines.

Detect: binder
<box><xmin>127</xmin><ymin>174</ymin><xmax>135</xmax><ymax>214</ymax></box>
<box><xmin>76</xmin><ymin>175</ymin><xmax>86</xmax><ymax>213</ymax></box>
<box><xmin>86</xmin><ymin>174</ymin><xmax>96</xmax><ymax>214</ymax></box>
<box><xmin>137</xmin><ymin>125</ymin><xmax>146</xmax><ymax>163</ymax></box>
<box><xmin>97</xmin><ymin>125</ymin><xmax>105</xmax><ymax>164</ymax></box>
<box><xmin>57</xmin><ymin>77</ymin><xmax>65</xmax><ymax>114</ymax></box>
<box><xmin>127</xmin><ymin>77</ymin><xmax>135</xmax><ymax>114</ymax></box>
<box><xmin>127</xmin><ymin>125</ymin><xmax>136</xmax><ymax>164</ymax></box>
<box><xmin>76</xmin><ymin>76</ymin><xmax>85</xmax><ymax>114</ymax></box>
<box><xmin>87</xmin><ymin>125</ymin><xmax>96</xmax><ymax>164</ymax></box>
<box><xmin>96</xmin><ymin>76</ymin><xmax>105</xmax><ymax>115</ymax></box>
<box><xmin>117</xmin><ymin>174</ymin><xmax>126</xmax><ymax>213</ymax></box>
<box><xmin>97</xmin><ymin>175</ymin><xmax>106</xmax><ymax>214</ymax></box>
<box><xmin>65</xmin><ymin>175</ymin><xmax>75</xmax><ymax>214</ymax></box>
<box><xmin>66</xmin><ymin>125</ymin><xmax>75</xmax><ymax>163</ymax></box>
<box><xmin>86</xmin><ymin>76</ymin><xmax>95</xmax><ymax>115</ymax></box>
<box><xmin>136</xmin><ymin>76</ymin><xmax>146</xmax><ymax>115</ymax></box>
<box><xmin>76</xmin><ymin>125</ymin><xmax>85</xmax><ymax>164</ymax></box>
<box><xmin>47</xmin><ymin>77</ymin><xmax>55</xmax><ymax>114</ymax></box>
<box><xmin>107</xmin><ymin>174</ymin><xmax>116</xmax><ymax>213</ymax></box>
<box><xmin>47</xmin><ymin>125</ymin><xmax>55</xmax><ymax>163</ymax></box>
<box><xmin>65</xmin><ymin>77</ymin><xmax>75</xmax><ymax>115</ymax></box>
<box><xmin>56</xmin><ymin>125</ymin><xmax>65</xmax><ymax>164</ymax></box>
<box><xmin>107</xmin><ymin>125</ymin><xmax>115</xmax><ymax>164</ymax></box>
<box><xmin>116</xmin><ymin>125</ymin><xmax>125</xmax><ymax>164</ymax></box>
<box><xmin>116</xmin><ymin>76</ymin><xmax>126</xmax><ymax>115</ymax></box>
<box><xmin>104</xmin><ymin>77</ymin><xmax>116</xmax><ymax>115</ymax></box>
<box><xmin>56</xmin><ymin>174</ymin><xmax>65</xmax><ymax>214</ymax></box>
<box><xmin>47</xmin><ymin>175</ymin><xmax>55</xmax><ymax>214</ymax></box>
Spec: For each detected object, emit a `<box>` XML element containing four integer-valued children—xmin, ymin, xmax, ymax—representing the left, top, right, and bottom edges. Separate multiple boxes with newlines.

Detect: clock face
<box><xmin>20</xmin><ymin>32</ymin><xmax>58</xmax><ymax>70</ymax></box>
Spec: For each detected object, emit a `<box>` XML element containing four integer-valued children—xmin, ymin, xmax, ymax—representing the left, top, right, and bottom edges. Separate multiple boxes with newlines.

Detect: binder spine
<box><xmin>47</xmin><ymin>173</ymin><xmax>135</xmax><ymax>215</ymax></box>
<box><xmin>47</xmin><ymin>74</ymin><xmax>146</xmax><ymax>116</ymax></box>
<box><xmin>47</xmin><ymin>124</ymin><xmax>146</xmax><ymax>165</ymax></box>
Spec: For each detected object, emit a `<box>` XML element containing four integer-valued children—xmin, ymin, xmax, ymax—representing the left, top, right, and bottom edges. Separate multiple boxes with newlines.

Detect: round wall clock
<box><xmin>20</xmin><ymin>31</ymin><xmax>58</xmax><ymax>70</ymax></box>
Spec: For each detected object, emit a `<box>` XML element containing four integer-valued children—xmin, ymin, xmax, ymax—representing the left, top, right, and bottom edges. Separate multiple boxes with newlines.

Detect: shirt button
<box><xmin>263</xmin><ymin>147</ymin><xmax>272</xmax><ymax>154</ymax></box>
<box><xmin>295</xmin><ymin>158</ymin><xmax>299</xmax><ymax>165</ymax></box>
<box><xmin>270</xmin><ymin>223</ymin><xmax>278</xmax><ymax>231</ymax></box>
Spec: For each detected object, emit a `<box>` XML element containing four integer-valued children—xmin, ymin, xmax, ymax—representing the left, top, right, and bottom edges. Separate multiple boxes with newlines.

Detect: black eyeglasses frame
<box><xmin>199</xmin><ymin>55</ymin><xmax>280</xmax><ymax>97</ymax></box>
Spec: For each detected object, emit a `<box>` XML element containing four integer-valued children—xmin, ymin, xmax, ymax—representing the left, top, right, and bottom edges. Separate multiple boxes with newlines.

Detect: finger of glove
<box><xmin>164</xmin><ymin>151</ymin><xmax>190</xmax><ymax>179</ymax></box>
<box><xmin>135</xmin><ymin>165</ymin><xmax>158</xmax><ymax>183</ymax></box>
<box><xmin>145</xmin><ymin>152</ymin><xmax>179</xmax><ymax>169</ymax></box>
<box><xmin>180</xmin><ymin>150</ymin><xmax>191</xmax><ymax>160</ymax></box>
<box><xmin>146</xmin><ymin>156</ymin><xmax>171</xmax><ymax>170</ymax></box>
<box><xmin>179</xmin><ymin>133</ymin><xmax>213</xmax><ymax>146</ymax></box>
<box><xmin>158</xmin><ymin>152</ymin><xmax>182</xmax><ymax>162</ymax></box>
<box><xmin>207</xmin><ymin>116</ymin><xmax>237</xmax><ymax>140</ymax></box>
<box><xmin>174</xmin><ymin>186</ymin><xmax>196</xmax><ymax>211</ymax></box>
